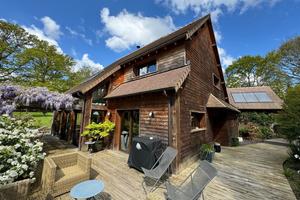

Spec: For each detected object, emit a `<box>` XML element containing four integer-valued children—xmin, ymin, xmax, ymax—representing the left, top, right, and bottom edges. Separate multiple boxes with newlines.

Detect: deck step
<box><xmin>264</xmin><ymin>138</ymin><xmax>289</xmax><ymax>147</ymax></box>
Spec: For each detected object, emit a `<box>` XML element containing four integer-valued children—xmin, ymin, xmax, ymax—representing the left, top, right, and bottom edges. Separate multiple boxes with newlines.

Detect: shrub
<box><xmin>239</xmin><ymin>127</ymin><xmax>250</xmax><ymax>138</ymax></box>
<box><xmin>81</xmin><ymin>120</ymin><xmax>115</xmax><ymax>141</ymax></box>
<box><xmin>258</xmin><ymin>126</ymin><xmax>273</xmax><ymax>139</ymax></box>
<box><xmin>231</xmin><ymin>137</ymin><xmax>240</xmax><ymax>146</ymax></box>
<box><xmin>240</xmin><ymin>112</ymin><xmax>274</xmax><ymax>127</ymax></box>
<box><xmin>0</xmin><ymin>115</ymin><xmax>45</xmax><ymax>185</ymax></box>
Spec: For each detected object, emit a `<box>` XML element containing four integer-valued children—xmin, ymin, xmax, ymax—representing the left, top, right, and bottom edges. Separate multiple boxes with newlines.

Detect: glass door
<box><xmin>120</xmin><ymin>110</ymin><xmax>139</xmax><ymax>152</ymax></box>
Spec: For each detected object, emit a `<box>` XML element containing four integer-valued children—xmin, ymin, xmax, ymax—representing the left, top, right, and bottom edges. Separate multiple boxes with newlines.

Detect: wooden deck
<box><xmin>52</xmin><ymin>142</ymin><xmax>296</xmax><ymax>200</ymax></box>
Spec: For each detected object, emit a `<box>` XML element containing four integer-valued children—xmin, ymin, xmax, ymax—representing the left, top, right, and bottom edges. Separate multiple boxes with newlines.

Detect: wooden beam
<box><xmin>79</xmin><ymin>92</ymin><xmax>92</xmax><ymax>149</ymax></box>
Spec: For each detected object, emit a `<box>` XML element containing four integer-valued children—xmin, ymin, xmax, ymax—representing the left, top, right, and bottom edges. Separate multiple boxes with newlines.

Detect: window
<box><xmin>191</xmin><ymin>112</ymin><xmax>206</xmax><ymax>130</ymax></box>
<box><xmin>91</xmin><ymin>110</ymin><xmax>106</xmax><ymax>123</ymax></box>
<box><xmin>137</xmin><ymin>62</ymin><xmax>157</xmax><ymax>76</ymax></box>
<box><xmin>212</xmin><ymin>74</ymin><xmax>220</xmax><ymax>88</ymax></box>
<box><xmin>92</xmin><ymin>84</ymin><xmax>108</xmax><ymax>104</ymax></box>
<box><xmin>232</xmin><ymin>92</ymin><xmax>272</xmax><ymax>103</ymax></box>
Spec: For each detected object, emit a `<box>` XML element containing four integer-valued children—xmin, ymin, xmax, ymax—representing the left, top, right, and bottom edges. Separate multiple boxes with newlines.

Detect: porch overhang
<box><xmin>104</xmin><ymin>65</ymin><xmax>190</xmax><ymax>99</ymax></box>
<box><xmin>206</xmin><ymin>94</ymin><xmax>240</xmax><ymax>113</ymax></box>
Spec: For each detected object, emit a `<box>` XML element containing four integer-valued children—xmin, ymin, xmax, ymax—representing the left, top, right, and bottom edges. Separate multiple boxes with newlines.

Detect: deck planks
<box><xmin>54</xmin><ymin>142</ymin><xmax>296</xmax><ymax>200</ymax></box>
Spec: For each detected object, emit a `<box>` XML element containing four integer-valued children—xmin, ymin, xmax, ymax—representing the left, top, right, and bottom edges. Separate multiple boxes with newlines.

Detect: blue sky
<box><xmin>1</xmin><ymin>0</ymin><xmax>300</xmax><ymax>71</ymax></box>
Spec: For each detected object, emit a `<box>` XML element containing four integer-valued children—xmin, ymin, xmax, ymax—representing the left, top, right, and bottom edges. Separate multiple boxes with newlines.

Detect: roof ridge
<box><xmin>68</xmin><ymin>14</ymin><xmax>211</xmax><ymax>95</ymax></box>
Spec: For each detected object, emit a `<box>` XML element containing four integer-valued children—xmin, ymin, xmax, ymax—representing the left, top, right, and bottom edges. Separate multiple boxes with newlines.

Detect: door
<box><xmin>120</xmin><ymin>110</ymin><xmax>139</xmax><ymax>152</ymax></box>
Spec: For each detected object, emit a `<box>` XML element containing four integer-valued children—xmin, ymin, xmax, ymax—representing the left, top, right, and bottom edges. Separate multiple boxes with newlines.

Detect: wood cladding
<box><xmin>178</xmin><ymin>24</ymin><xmax>231</xmax><ymax>166</ymax></box>
<box><xmin>122</xmin><ymin>45</ymin><xmax>186</xmax><ymax>83</ymax></box>
<box><xmin>107</xmin><ymin>92</ymin><xmax>170</xmax><ymax>147</ymax></box>
<box><xmin>157</xmin><ymin>45</ymin><xmax>186</xmax><ymax>71</ymax></box>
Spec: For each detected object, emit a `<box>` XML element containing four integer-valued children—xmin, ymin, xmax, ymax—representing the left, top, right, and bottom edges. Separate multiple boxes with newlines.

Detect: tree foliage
<box><xmin>278</xmin><ymin>36</ymin><xmax>300</xmax><ymax>84</ymax></box>
<box><xmin>0</xmin><ymin>20</ymin><xmax>94</xmax><ymax>92</ymax></box>
<box><xmin>16</xmin><ymin>40</ymin><xmax>74</xmax><ymax>92</ymax></box>
<box><xmin>225</xmin><ymin>54</ymin><xmax>290</xmax><ymax>97</ymax></box>
<box><xmin>276</xmin><ymin>85</ymin><xmax>300</xmax><ymax>142</ymax></box>
<box><xmin>0</xmin><ymin>21</ymin><xmax>37</xmax><ymax>82</ymax></box>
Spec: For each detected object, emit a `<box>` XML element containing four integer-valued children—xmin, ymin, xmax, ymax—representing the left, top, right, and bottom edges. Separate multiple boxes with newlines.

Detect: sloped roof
<box><xmin>227</xmin><ymin>86</ymin><xmax>283</xmax><ymax>110</ymax></box>
<box><xmin>206</xmin><ymin>94</ymin><xmax>240</xmax><ymax>113</ymax></box>
<box><xmin>67</xmin><ymin>15</ymin><xmax>210</xmax><ymax>95</ymax></box>
<box><xmin>105</xmin><ymin>65</ymin><xmax>190</xmax><ymax>99</ymax></box>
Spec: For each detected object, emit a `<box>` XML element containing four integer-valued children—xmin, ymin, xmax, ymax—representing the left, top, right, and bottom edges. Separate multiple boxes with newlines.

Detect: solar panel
<box><xmin>232</xmin><ymin>93</ymin><xmax>246</xmax><ymax>103</ymax></box>
<box><xmin>254</xmin><ymin>92</ymin><xmax>272</xmax><ymax>102</ymax></box>
<box><xmin>232</xmin><ymin>91</ymin><xmax>273</xmax><ymax>103</ymax></box>
<box><xmin>243</xmin><ymin>92</ymin><xmax>259</xmax><ymax>102</ymax></box>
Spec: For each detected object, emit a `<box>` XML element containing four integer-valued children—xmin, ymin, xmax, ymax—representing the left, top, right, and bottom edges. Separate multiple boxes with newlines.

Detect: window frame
<box><xmin>190</xmin><ymin>110</ymin><xmax>206</xmax><ymax>133</ymax></box>
<box><xmin>212</xmin><ymin>73</ymin><xmax>221</xmax><ymax>89</ymax></box>
<box><xmin>136</xmin><ymin>61</ymin><xmax>157</xmax><ymax>76</ymax></box>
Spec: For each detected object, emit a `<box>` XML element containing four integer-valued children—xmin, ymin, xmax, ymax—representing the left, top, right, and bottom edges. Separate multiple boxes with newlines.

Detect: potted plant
<box><xmin>81</xmin><ymin>120</ymin><xmax>115</xmax><ymax>152</ymax></box>
<box><xmin>200</xmin><ymin>143</ymin><xmax>215</xmax><ymax>163</ymax></box>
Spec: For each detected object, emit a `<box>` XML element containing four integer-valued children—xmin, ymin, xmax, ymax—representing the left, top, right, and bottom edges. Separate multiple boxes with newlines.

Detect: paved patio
<box><xmin>35</xmin><ymin>136</ymin><xmax>296</xmax><ymax>200</ymax></box>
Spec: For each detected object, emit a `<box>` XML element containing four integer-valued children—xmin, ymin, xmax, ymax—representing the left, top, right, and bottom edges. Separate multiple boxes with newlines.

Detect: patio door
<box><xmin>120</xmin><ymin>110</ymin><xmax>139</xmax><ymax>152</ymax></box>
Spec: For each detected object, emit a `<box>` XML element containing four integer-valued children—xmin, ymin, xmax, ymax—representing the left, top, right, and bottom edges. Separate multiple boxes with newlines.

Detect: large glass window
<box><xmin>137</xmin><ymin>62</ymin><xmax>157</xmax><ymax>76</ymax></box>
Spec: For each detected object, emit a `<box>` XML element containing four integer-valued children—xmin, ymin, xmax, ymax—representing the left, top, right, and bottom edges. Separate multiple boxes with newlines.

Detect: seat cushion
<box><xmin>55</xmin><ymin>165</ymin><xmax>85</xmax><ymax>182</ymax></box>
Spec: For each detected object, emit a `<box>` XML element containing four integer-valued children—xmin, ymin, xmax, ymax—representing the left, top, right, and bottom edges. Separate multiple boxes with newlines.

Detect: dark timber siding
<box><xmin>178</xmin><ymin>23</ymin><xmax>228</xmax><ymax>169</ymax></box>
<box><xmin>107</xmin><ymin>92</ymin><xmax>169</xmax><ymax>149</ymax></box>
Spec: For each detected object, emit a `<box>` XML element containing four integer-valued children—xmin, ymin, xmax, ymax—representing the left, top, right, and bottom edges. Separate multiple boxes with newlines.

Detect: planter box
<box><xmin>0</xmin><ymin>179</ymin><xmax>31</xmax><ymax>200</ymax></box>
<box><xmin>200</xmin><ymin>151</ymin><xmax>215</xmax><ymax>163</ymax></box>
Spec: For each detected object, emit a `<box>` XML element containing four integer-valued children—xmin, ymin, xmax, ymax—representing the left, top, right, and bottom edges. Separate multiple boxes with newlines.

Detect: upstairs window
<box><xmin>137</xmin><ymin>62</ymin><xmax>157</xmax><ymax>76</ymax></box>
<box><xmin>212</xmin><ymin>74</ymin><xmax>220</xmax><ymax>89</ymax></box>
<box><xmin>191</xmin><ymin>111</ymin><xmax>206</xmax><ymax>131</ymax></box>
<box><xmin>92</xmin><ymin>84</ymin><xmax>108</xmax><ymax>104</ymax></box>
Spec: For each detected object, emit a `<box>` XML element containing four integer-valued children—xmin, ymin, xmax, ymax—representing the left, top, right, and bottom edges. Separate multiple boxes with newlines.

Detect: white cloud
<box><xmin>214</xmin><ymin>30</ymin><xmax>222</xmax><ymax>44</ymax></box>
<box><xmin>40</xmin><ymin>16</ymin><xmax>62</xmax><ymax>40</ymax></box>
<box><xmin>21</xmin><ymin>16</ymin><xmax>63</xmax><ymax>53</ymax></box>
<box><xmin>22</xmin><ymin>24</ymin><xmax>63</xmax><ymax>53</ymax></box>
<box><xmin>100</xmin><ymin>8</ymin><xmax>176</xmax><ymax>52</ymax></box>
<box><xmin>218</xmin><ymin>47</ymin><xmax>235</xmax><ymax>68</ymax></box>
<box><xmin>0</xmin><ymin>18</ymin><xmax>7</xmax><ymax>22</ymax></box>
<box><xmin>156</xmin><ymin>0</ymin><xmax>282</xmax><ymax>19</ymax></box>
<box><xmin>66</xmin><ymin>26</ymin><xmax>93</xmax><ymax>46</ymax></box>
<box><xmin>73</xmin><ymin>53</ymin><xmax>103</xmax><ymax>73</ymax></box>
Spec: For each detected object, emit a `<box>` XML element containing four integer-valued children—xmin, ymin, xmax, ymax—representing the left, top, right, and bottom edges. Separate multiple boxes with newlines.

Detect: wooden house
<box><xmin>54</xmin><ymin>14</ymin><xmax>240</xmax><ymax>172</ymax></box>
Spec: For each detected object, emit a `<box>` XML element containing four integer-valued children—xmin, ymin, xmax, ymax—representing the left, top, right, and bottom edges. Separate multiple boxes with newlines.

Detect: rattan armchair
<box><xmin>42</xmin><ymin>151</ymin><xmax>92</xmax><ymax>197</ymax></box>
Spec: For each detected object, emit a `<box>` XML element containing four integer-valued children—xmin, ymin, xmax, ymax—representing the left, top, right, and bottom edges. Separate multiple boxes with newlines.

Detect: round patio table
<box><xmin>70</xmin><ymin>180</ymin><xmax>104</xmax><ymax>200</ymax></box>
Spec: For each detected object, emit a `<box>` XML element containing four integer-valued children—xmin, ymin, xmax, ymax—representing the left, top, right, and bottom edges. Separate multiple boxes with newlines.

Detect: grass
<box><xmin>13</xmin><ymin>112</ymin><xmax>53</xmax><ymax>128</ymax></box>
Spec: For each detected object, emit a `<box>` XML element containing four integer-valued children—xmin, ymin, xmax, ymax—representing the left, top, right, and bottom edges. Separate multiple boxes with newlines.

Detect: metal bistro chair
<box><xmin>142</xmin><ymin>147</ymin><xmax>177</xmax><ymax>193</ymax></box>
<box><xmin>166</xmin><ymin>160</ymin><xmax>217</xmax><ymax>200</ymax></box>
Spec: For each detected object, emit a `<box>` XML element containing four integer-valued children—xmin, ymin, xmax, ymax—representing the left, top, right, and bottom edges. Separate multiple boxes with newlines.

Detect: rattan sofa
<box><xmin>42</xmin><ymin>151</ymin><xmax>92</xmax><ymax>197</ymax></box>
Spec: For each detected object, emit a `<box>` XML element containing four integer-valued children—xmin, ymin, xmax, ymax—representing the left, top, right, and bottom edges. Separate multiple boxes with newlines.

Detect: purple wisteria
<box><xmin>0</xmin><ymin>85</ymin><xmax>75</xmax><ymax>115</ymax></box>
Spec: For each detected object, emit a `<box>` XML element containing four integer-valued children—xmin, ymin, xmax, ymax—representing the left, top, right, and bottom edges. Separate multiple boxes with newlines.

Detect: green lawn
<box><xmin>13</xmin><ymin>112</ymin><xmax>53</xmax><ymax>128</ymax></box>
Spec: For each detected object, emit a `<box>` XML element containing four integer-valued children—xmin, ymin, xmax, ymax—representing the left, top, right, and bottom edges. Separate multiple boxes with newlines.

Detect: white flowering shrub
<box><xmin>0</xmin><ymin>115</ymin><xmax>45</xmax><ymax>185</ymax></box>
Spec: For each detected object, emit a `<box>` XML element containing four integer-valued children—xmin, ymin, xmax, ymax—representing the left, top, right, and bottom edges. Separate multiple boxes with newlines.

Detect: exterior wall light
<box><xmin>149</xmin><ymin>111</ymin><xmax>154</xmax><ymax>118</ymax></box>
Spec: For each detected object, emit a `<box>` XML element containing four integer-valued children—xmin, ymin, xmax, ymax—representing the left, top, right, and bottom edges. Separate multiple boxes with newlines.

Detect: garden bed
<box><xmin>0</xmin><ymin>178</ymin><xmax>31</xmax><ymax>200</ymax></box>
<box><xmin>283</xmin><ymin>159</ymin><xmax>300</xmax><ymax>199</ymax></box>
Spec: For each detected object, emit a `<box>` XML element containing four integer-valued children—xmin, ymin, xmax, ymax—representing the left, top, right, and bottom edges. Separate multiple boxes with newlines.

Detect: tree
<box><xmin>278</xmin><ymin>36</ymin><xmax>300</xmax><ymax>84</ymax></box>
<box><xmin>276</xmin><ymin>85</ymin><xmax>300</xmax><ymax>142</ymax></box>
<box><xmin>225</xmin><ymin>54</ymin><xmax>290</xmax><ymax>97</ymax></box>
<box><xmin>225</xmin><ymin>56</ymin><xmax>264</xmax><ymax>87</ymax></box>
<box><xmin>16</xmin><ymin>40</ymin><xmax>75</xmax><ymax>92</ymax></box>
<box><xmin>67</xmin><ymin>66</ymin><xmax>94</xmax><ymax>88</ymax></box>
<box><xmin>0</xmin><ymin>20</ymin><xmax>37</xmax><ymax>82</ymax></box>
